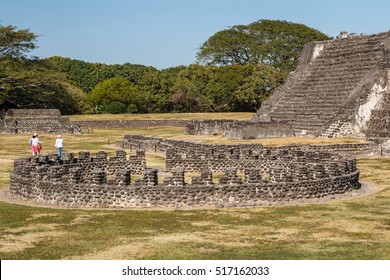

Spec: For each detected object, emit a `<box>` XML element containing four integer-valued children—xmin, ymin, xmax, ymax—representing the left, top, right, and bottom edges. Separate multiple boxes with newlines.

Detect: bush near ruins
<box><xmin>105</xmin><ymin>101</ymin><xmax>127</xmax><ymax>114</ymax></box>
<box><xmin>127</xmin><ymin>103</ymin><xmax>139</xmax><ymax>114</ymax></box>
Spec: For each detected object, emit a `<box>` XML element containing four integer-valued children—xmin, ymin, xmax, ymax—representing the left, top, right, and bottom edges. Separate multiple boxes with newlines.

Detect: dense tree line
<box><xmin>1</xmin><ymin>20</ymin><xmax>331</xmax><ymax>115</ymax></box>
<box><xmin>45</xmin><ymin>58</ymin><xmax>285</xmax><ymax>114</ymax></box>
<box><xmin>0</xmin><ymin>24</ymin><xmax>87</xmax><ymax>114</ymax></box>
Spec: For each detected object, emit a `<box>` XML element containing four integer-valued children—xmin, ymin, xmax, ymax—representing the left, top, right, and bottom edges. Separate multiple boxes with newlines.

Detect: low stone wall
<box><xmin>12</xmin><ymin>150</ymin><xmax>146</xmax><ymax>179</ymax></box>
<box><xmin>120</xmin><ymin>135</ymin><xmax>377</xmax><ymax>156</ymax></box>
<box><xmin>1</xmin><ymin>109</ymin><xmax>81</xmax><ymax>134</ymax></box>
<box><xmin>10</xmin><ymin>170</ymin><xmax>360</xmax><ymax>208</ymax></box>
<box><xmin>185</xmin><ymin>120</ymin><xmax>238</xmax><ymax>135</ymax></box>
<box><xmin>185</xmin><ymin>119</ymin><xmax>294</xmax><ymax>139</ymax></box>
<box><xmin>224</xmin><ymin>122</ymin><xmax>295</xmax><ymax>139</ymax></box>
<box><xmin>166</xmin><ymin>148</ymin><xmax>358</xmax><ymax>175</ymax></box>
<box><xmin>73</xmin><ymin>119</ymin><xmax>189</xmax><ymax>129</ymax></box>
<box><xmin>2</xmin><ymin>117</ymin><xmax>81</xmax><ymax>134</ymax></box>
<box><xmin>10</xmin><ymin>148</ymin><xmax>361</xmax><ymax>208</ymax></box>
<box><xmin>5</xmin><ymin>109</ymin><xmax>62</xmax><ymax>118</ymax></box>
<box><xmin>164</xmin><ymin>142</ymin><xmax>361</xmax><ymax>186</ymax></box>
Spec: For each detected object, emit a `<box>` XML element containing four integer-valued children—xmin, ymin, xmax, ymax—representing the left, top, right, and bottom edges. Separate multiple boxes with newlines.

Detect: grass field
<box><xmin>67</xmin><ymin>112</ymin><xmax>254</xmax><ymax>121</ymax></box>
<box><xmin>0</xmin><ymin>119</ymin><xmax>389</xmax><ymax>260</ymax></box>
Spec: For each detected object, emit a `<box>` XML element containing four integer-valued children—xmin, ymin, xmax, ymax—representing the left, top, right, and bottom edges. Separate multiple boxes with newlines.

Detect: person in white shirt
<box><xmin>55</xmin><ymin>135</ymin><xmax>64</xmax><ymax>158</ymax></box>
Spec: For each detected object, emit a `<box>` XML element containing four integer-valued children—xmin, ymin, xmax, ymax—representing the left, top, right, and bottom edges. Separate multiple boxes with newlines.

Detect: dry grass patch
<box><xmin>68</xmin><ymin>112</ymin><xmax>253</xmax><ymax>121</ymax></box>
<box><xmin>65</xmin><ymin>242</ymin><xmax>154</xmax><ymax>260</ymax></box>
<box><xmin>146</xmin><ymin>152</ymin><xmax>166</xmax><ymax>169</ymax></box>
<box><xmin>66</xmin><ymin>232</ymin><xmax>206</xmax><ymax>260</ymax></box>
<box><xmin>1</xmin><ymin>223</ymin><xmax>66</xmax><ymax>253</ymax></box>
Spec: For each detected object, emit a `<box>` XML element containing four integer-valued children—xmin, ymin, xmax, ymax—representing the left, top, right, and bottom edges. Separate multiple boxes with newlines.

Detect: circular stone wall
<box><xmin>9</xmin><ymin>145</ymin><xmax>360</xmax><ymax>209</ymax></box>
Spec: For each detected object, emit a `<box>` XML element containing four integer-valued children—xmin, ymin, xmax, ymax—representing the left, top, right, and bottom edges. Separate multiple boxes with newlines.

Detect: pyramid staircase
<box><xmin>252</xmin><ymin>31</ymin><xmax>390</xmax><ymax>137</ymax></box>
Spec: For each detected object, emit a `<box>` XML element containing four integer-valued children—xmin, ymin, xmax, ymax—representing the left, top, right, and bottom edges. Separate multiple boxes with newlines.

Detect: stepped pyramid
<box><xmin>251</xmin><ymin>31</ymin><xmax>390</xmax><ymax>138</ymax></box>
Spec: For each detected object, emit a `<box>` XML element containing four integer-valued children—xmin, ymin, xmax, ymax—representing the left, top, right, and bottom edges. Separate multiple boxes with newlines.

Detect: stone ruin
<box><xmin>0</xmin><ymin>108</ymin><xmax>192</xmax><ymax>134</ymax></box>
<box><xmin>9</xmin><ymin>31</ymin><xmax>390</xmax><ymax>208</ymax></box>
<box><xmin>186</xmin><ymin>31</ymin><xmax>390</xmax><ymax>139</ymax></box>
<box><xmin>10</xmin><ymin>136</ymin><xmax>362</xmax><ymax>208</ymax></box>
<box><xmin>185</xmin><ymin>119</ymin><xmax>294</xmax><ymax>139</ymax></box>
<box><xmin>0</xmin><ymin>109</ymin><xmax>81</xmax><ymax>134</ymax></box>
<box><xmin>119</xmin><ymin>134</ymin><xmax>377</xmax><ymax>156</ymax></box>
<box><xmin>251</xmin><ymin>31</ymin><xmax>390</xmax><ymax>138</ymax></box>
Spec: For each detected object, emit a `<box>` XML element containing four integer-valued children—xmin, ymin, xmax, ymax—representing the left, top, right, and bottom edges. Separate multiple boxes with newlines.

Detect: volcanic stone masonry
<box><xmin>119</xmin><ymin>134</ymin><xmax>378</xmax><ymax>156</ymax></box>
<box><xmin>1</xmin><ymin>109</ymin><xmax>81</xmax><ymax>134</ymax></box>
<box><xmin>0</xmin><ymin>110</ymin><xmax>189</xmax><ymax>134</ymax></box>
<box><xmin>10</xmin><ymin>143</ymin><xmax>361</xmax><ymax>208</ymax></box>
<box><xmin>185</xmin><ymin>120</ymin><xmax>294</xmax><ymax>139</ymax></box>
<box><xmin>251</xmin><ymin>31</ymin><xmax>390</xmax><ymax>137</ymax></box>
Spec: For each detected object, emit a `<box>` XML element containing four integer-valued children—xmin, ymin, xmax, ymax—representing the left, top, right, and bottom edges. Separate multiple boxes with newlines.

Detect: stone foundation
<box><xmin>186</xmin><ymin>120</ymin><xmax>294</xmax><ymax>139</ymax></box>
<box><xmin>224</xmin><ymin>122</ymin><xmax>294</xmax><ymax>139</ymax></box>
<box><xmin>10</xmin><ymin>145</ymin><xmax>361</xmax><ymax>209</ymax></box>
<box><xmin>120</xmin><ymin>135</ymin><xmax>377</xmax><ymax>156</ymax></box>
<box><xmin>185</xmin><ymin>120</ymin><xmax>238</xmax><ymax>135</ymax></box>
<box><xmin>1</xmin><ymin>109</ymin><xmax>81</xmax><ymax>134</ymax></box>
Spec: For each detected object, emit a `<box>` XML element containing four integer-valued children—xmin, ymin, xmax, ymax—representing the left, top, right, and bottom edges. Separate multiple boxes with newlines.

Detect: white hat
<box><xmin>57</xmin><ymin>135</ymin><xmax>61</xmax><ymax>138</ymax></box>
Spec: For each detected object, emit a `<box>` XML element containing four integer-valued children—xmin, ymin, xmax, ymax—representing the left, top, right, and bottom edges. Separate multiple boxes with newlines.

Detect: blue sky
<box><xmin>1</xmin><ymin>0</ymin><xmax>390</xmax><ymax>69</ymax></box>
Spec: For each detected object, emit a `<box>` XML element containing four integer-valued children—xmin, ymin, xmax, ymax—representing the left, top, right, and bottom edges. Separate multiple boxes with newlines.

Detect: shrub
<box><xmin>104</xmin><ymin>101</ymin><xmax>127</xmax><ymax>114</ymax></box>
<box><xmin>127</xmin><ymin>103</ymin><xmax>139</xmax><ymax>114</ymax></box>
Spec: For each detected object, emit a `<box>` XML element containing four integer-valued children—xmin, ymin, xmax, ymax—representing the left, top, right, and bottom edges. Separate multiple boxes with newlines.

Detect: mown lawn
<box><xmin>0</xmin><ymin>124</ymin><xmax>389</xmax><ymax>260</ymax></box>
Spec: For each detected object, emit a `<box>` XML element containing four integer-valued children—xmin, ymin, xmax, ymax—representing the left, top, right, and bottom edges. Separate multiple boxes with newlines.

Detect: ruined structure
<box><xmin>184</xmin><ymin>31</ymin><xmax>390</xmax><ymax>139</ymax></box>
<box><xmin>10</xmin><ymin>146</ymin><xmax>361</xmax><ymax>208</ymax></box>
<box><xmin>10</xmin><ymin>31</ymin><xmax>390</xmax><ymax>208</ymax></box>
<box><xmin>120</xmin><ymin>134</ymin><xmax>377</xmax><ymax>156</ymax></box>
<box><xmin>73</xmin><ymin>119</ymin><xmax>189</xmax><ymax>129</ymax></box>
<box><xmin>1</xmin><ymin>109</ymin><xmax>81</xmax><ymax>134</ymax></box>
<box><xmin>251</xmin><ymin>31</ymin><xmax>390</xmax><ymax>138</ymax></box>
<box><xmin>185</xmin><ymin>120</ymin><xmax>294</xmax><ymax>139</ymax></box>
<box><xmin>185</xmin><ymin>119</ymin><xmax>238</xmax><ymax>135</ymax></box>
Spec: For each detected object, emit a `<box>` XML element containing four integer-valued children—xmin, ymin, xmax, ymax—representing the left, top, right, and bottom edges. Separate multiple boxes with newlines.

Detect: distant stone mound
<box><xmin>1</xmin><ymin>109</ymin><xmax>81</xmax><ymax>134</ymax></box>
<box><xmin>252</xmin><ymin>31</ymin><xmax>390</xmax><ymax>138</ymax></box>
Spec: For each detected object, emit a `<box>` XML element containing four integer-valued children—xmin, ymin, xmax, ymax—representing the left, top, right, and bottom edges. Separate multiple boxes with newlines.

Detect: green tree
<box><xmin>195</xmin><ymin>27</ymin><xmax>253</xmax><ymax>66</ymax></box>
<box><xmin>45</xmin><ymin>56</ymin><xmax>153</xmax><ymax>93</ymax></box>
<box><xmin>136</xmin><ymin>67</ymin><xmax>180</xmax><ymax>113</ymax></box>
<box><xmin>0</xmin><ymin>59</ymin><xmax>87</xmax><ymax>114</ymax></box>
<box><xmin>197</xmin><ymin>65</ymin><xmax>234</xmax><ymax>112</ymax></box>
<box><xmin>0</xmin><ymin>23</ymin><xmax>38</xmax><ymax>58</ymax></box>
<box><xmin>87</xmin><ymin>76</ymin><xmax>139</xmax><ymax>111</ymax></box>
<box><xmin>170</xmin><ymin>64</ymin><xmax>210</xmax><ymax>112</ymax></box>
<box><xmin>0</xmin><ymin>22</ymin><xmax>87</xmax><ymax>114</ymax></box>
<box><xmin>233</xmin><ymin>64</ymin><xmax>285</xmax><ymax>111</ymax></box>
<box><xmin>197</xmin><ymin>19</ymin><xmax>331</xmax><ymax>72</ymax></box>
